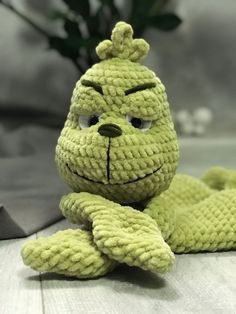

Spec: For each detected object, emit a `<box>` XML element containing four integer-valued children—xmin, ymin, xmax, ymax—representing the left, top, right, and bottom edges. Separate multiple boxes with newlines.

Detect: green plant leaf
<box><xmin>97</xmin><ymin>0</ymin><xmax>120</xmax><ymax>16</ymax></box>
<box><xmin>49</xmin><ymin>35</ymin><xmax>100</xmax><ymax>56</ymax></box>
<box><xmin>73</xmin><ymin>37</ymin><xmax>100</xmax><ymax>49</ymax></box>
<box><xmin>64</xmin><ymin>19</ymin><xmax>81</xmax><ymax>37</ymax></box>
<box><xmin>62</xmin><ymin>0</ymin><xmax>90</xmax><ymax>17</ymax></box>
<box><xmin>150</xmin><ymin>0</ymin><xmax>170</xmax><ymax>14</ymax></box>
<box><xmin>48</xmin><ymin>36</ymin><xmax>79</xmax><ymax>60</ymax></box>
<box><xmin>130</xmin><ymin>0</ymin><xmax>157</xmax><ymax>16</ymax></box>
<box><xmin>129</xmin><ymin>0</ymin><xmax>158</xmax><ymax>36</ymax></box>
<box><xmin>86</xmin><ymin>8</ymin><xmax>106</xmax><ymax>38</ymax></box>
<box><xmin>48</xmin><ymin>9</ymin><xmax>67</xmax><ymax>20</ymax></box>
<box><xmin>150</xmin><ymin>13</ymin><xmax>182</xmax><ymax>31</ymax></box>
<box><xmin>86</xmin><ymin>3</ymin><xmax>120</xmax><ymax>39</ymax></box>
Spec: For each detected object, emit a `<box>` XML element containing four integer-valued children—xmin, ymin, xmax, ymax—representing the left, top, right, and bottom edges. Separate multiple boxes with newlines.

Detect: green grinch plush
<box><xmin>21</xmin><ymin>22</ymin><xmax>236</xmax><ymax>279</ymax></box>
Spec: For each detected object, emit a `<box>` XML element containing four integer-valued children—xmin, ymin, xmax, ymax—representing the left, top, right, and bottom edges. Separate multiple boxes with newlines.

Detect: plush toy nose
<box><xmin>98</xmin><ymin>123</ymin><xmax>122</xmax><ymax>138</ymax></box>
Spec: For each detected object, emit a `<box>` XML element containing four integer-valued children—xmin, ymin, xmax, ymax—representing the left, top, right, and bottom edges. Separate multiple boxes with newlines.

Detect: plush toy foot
<box><xmin>21</xmin><ymin>229</ymin><xmax>117</xmax><ymax>279</ymax></box>
<box><xmin>202</xmin><ymin>166</ymin><xmax>236</xmax><ymax>190</ymax></box>
<box><xmin>60</xmin><ymin>193</ymin><xmax>175</xmax><ymax>273</ymax></box>
<box><xmin>167</xmin><ymin>189</ymin><xmax>236</xmax><ymax>253</ymax></box>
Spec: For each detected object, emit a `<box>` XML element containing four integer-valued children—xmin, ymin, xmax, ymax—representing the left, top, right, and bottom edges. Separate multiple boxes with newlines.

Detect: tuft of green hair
<box><xmin>96</xmin><ymin>21</ymin><xmax>149</xmax><ymax>62</ymax></box>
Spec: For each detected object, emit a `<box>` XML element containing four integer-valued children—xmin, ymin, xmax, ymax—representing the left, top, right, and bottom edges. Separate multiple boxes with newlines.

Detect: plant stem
<box><xmin>0</xmin><ymin>0</ymin><xmax>51</xmax><ymax>37</ymax></box>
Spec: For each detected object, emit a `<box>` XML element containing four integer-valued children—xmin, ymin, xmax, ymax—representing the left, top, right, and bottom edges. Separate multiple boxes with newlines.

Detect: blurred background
<box><xmin>0</xmin><ymin>0</ymin><xmax>235</xmax><ymax>238</ymax></box>
<box><xmin>1</xmin><ymin>0</ymin><xmax>236</xmax><ymax>135</ymax></box>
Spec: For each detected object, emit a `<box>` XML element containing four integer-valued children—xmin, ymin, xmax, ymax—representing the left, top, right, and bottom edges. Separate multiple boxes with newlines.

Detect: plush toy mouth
<box><xmin>66</xmin><ymin>163</ymin><xmax>162</xmax><ymax>185</ymax></box>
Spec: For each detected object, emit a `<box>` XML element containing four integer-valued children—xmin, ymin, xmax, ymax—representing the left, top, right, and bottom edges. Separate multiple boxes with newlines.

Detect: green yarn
<box><xmin>55</xmin><ymin>55</ymin><xmax>179</xmax><ymax>204</ymax></box>
<box><xmin>96</xmin><ymin>21</ymin><xmax>149</xmax><ymax>61</ymax></box>
<box><xmin>59</xmin><ymin>192</ymin><xmax>175</xmax><ymax>273</ymax></box>
<box><xmin>21</xmin><ymin>22</ymin><xmax>236</xmax><ymax>279</ymax></box>
<box><xmin>22</xmin><ymin>229</ymin><xmax>117</xmax><ymax>278</ymax></box>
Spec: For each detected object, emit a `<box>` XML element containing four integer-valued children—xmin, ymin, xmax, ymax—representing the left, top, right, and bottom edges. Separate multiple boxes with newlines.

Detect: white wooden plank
<box><xmin>39</xmin><ymin>253</ymin><xmax>236</xmax><ymax>314</ymax></box>
<box><xmin>0</xmin><ymin>235</ymin><xmax>43</xmax><ymax>314</ymax></box>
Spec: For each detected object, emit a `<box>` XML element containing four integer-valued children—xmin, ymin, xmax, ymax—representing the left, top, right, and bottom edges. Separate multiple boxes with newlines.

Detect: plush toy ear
<box><xmin>129</xmin><ymin>38</ymin><xmax>150</xmax><ymax>62</ymax></box>
<box><xmin>95</xmin><ymin>39</ymin><xmax>113</xmax><ymax>60</ymax></box>
<box><xmin>96</xmin><ymin>21</ymin><xmax>149</xmax><ymax>62</ymax></box>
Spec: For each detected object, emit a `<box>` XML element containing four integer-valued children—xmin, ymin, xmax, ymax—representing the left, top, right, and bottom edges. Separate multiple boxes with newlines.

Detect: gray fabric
<box><xmin>0</xmin><ymin>124</ymin><xmax>69</xmax><ymax>240</ymax></box>
<box><xmin>0</xmin><ymin>204</ymin><xmax>25</xmax><ymax>238</ymax></box>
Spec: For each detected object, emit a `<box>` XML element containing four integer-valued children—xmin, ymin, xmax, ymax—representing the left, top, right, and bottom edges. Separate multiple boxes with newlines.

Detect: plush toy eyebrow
<box><xmin>125</xmin><ymin>82</ymin><xmax>156</xmax><ymax>95</ymax></box>
<box><xmin>81</xmin><ymin>79</ymin><xmax>104</xmax><ymax>95</ymax></box>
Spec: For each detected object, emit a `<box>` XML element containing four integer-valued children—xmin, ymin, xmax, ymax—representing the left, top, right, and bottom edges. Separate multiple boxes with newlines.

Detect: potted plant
<box><xmin>0</xmin><ymin>0</ymin><xmax>182</xmax><ymax>74</ymax></box>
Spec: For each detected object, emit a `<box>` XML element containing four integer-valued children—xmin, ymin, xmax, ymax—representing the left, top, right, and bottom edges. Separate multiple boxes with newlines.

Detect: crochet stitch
<box><xmin>21</xmin><ymin>22</ymin><xmax>236</xmax><ymax>279</ymax></box>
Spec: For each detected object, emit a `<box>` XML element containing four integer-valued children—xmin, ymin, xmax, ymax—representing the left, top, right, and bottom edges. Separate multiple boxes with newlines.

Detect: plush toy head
<box><xmin>55</xmin><ymin>21</ymin><xmax>179</xmax><ymax>204</ymax></box>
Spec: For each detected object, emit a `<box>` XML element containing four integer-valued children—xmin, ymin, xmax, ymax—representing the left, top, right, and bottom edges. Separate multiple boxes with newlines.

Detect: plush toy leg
<box><xmin>201</xmin><ymin>166</ymin><xmax>236</xmax><ymax>190</ymax></box>
<box><xmin>144</xmin><ymin>174</ymin><xmax>214</xmax><ymax>240</ymax></box>
<box><xmin>60</xmin><ymin>193</ymin><xmax>175</xmax><ymax>273</ymax></box>
<box><xmin>21</xmin><ymin>229</ymin><xmax>117</xmax><ymax>279</ymax></box>
<box><xmin>144</xmin><ymin>173</ymin><xmax>236</xmax><ymax>253</ymax></box>
<box><xmin>167</xmin><ymin>189</ymin><xmax>236</xmax><ymax>253</ymax></box>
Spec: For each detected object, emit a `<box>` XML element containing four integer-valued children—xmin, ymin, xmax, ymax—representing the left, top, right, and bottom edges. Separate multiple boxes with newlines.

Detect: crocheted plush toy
<box><xmin>21</xmin><ymin>22</ymin><xmax>236</xmax><ymax>279</ymax></box>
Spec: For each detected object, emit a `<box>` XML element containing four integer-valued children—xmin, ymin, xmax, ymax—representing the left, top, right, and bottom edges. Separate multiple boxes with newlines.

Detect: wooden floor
<box><xmin>1</xmin><ymin>137</ymin><xmax>236</xmax><ymax>313</ymax></box>
<box><xmin>1</xmin><ymin>219</ymin><xmax>236</xmax><ymax>314</ymax></box>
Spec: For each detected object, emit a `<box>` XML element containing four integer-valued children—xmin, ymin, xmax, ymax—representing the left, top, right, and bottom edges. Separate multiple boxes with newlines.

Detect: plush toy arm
<box><xmin>59</xmin><ymin>193</ymin><xmax>88</xmax><ymax>224</ymax></box>
<box><xmin>144</xmin><ymin>174</ymin><xmax>214</xmax><ymax>240</ymax></box>
<box><xmin>21</xmin><ymin>229</ymin><xmax>117</xmax><ymax>279</ymax></box>
<box><xmin>60</xmin><ymin>192</ymin><xmax>175</xmax><ymax>273</ymax></box>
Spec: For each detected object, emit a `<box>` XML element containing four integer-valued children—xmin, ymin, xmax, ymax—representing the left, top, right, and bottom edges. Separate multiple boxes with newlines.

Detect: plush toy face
<box><xmin>55</xmin><ymin>22</ymin><xmax>179</xmax><ymax>203</ymax></box>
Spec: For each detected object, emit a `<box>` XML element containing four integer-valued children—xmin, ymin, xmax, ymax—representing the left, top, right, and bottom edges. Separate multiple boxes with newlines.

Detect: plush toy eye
<box><xmin>127</xmin><ymin>115</ymin><xmax>152</xmax><ymax>131</ymax></box>
<box><xmin>79</xmin><ymin>113</ymin><xmax>101</xmax><ymax>129</ymax></box>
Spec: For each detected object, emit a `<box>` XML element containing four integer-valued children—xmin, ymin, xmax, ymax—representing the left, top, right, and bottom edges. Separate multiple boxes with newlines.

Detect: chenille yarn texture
<box><xmin>21</xmin><ymin>21</ymin><xmax>236</xmax><ymax>279</ymax></box>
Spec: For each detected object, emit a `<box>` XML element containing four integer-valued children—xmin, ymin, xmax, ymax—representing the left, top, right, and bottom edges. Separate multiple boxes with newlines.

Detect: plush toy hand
<box><xmin>21</xmin><ymin>228</ymin><xmax>117</xmax><ymax>279</ymax></box>
<box><xmin>60</xmin><ymin>192</ymin><xmax>175</xmax><ymax>273</ymax></box>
